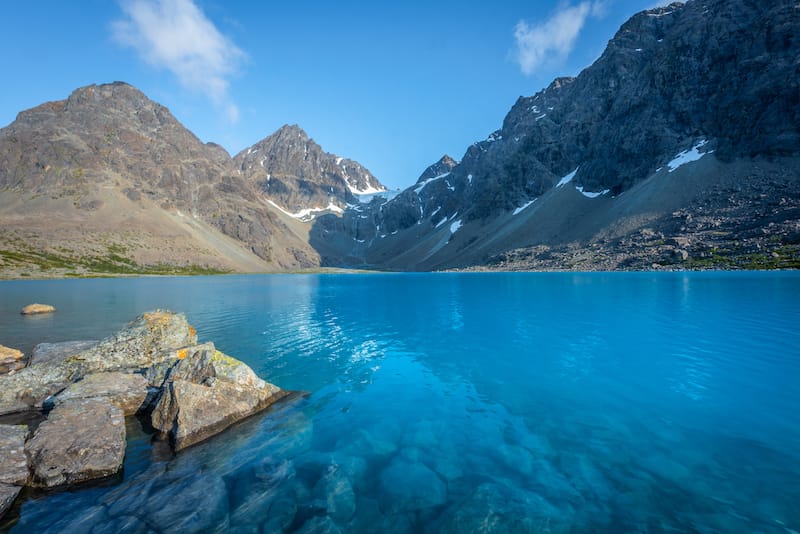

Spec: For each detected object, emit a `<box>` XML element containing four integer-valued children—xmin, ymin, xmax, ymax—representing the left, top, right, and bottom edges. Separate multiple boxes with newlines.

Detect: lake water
<box><xmin>1</xmin><ymin>272</ymin><xmax>799</xmax><ymax>532</ymax></box>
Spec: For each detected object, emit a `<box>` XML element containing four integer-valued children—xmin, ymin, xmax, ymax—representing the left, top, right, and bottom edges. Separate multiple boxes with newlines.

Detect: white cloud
<box><xmin>514</xmin><ymin>1</ymin><xmax>604</xmax><ymax>76</ymax></box>
<box><xmin>113</xmin><ymin>0</ymin><xmax>244</xmax><ymax>121</ymax></box>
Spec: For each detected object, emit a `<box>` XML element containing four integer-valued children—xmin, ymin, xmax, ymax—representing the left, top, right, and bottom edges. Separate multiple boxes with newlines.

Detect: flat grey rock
<box><xmin>0</xmin><ymin>424</ymin><xmax>29</xmax><ymax>485</ymax></box>
<box><xmin>25</xmin><ymin>399</ymin><xmax>126</xmax><ymax>487</ymax></box>
<box><xmin>52</xmin><ymin>372</ymin><xmax>149</xmax><ymax>415</ymax></box>
<box><xmin>30</xmin><ymin>340</ymin><xmax>98</xmax><ymax>366</ymax></box>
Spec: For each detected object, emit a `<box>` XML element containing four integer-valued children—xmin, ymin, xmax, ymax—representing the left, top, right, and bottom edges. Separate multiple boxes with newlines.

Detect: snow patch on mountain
<box><xmin>267</xmin><ymin>199</ymin><xmax>343</xmax><ymax>221</ymax></box>
<box><xmin>667</xmin><ymin>140</ymin><xmax>713</xmax><ymax>172</ymax></box>
<box><xmin>557</xmin><ymin>168</ymin><xmax>579</xmax><ymax>188</ymax></box>
<box><xmin>513</xmin><ymin>199</ymin><xmax>536</xmax><ymax>215</ymax></box>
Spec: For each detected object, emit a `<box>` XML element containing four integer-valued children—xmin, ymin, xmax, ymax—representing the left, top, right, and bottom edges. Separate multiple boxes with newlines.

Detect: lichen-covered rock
<box><xmin>0</xmin><ymin>310</ymin><xmax>195</xmax><ymax>415</ymax></box>
<box><xmin>51</xmin><ymin>372</ymin><xmax>149</xmax><ymax>415</ymax></box>
<box><xmin>69</xmin><ymin>310</ymin><xmax>197</xmax><ymax>375</ymax></box>
<box><xmin>30</xmin><ymin>340</ymin><xmax>98</xmax><ymax>366</ymax></box>
<box><xmin>0</xmin><ymin>424</ymin><xmax>29</xmax><ymax>486</ymax></box>
<box><xmin>20</xmin><ymin>303</ymin><xmax>56</xmax><ymax>315</ymax></box>
<box><xmin>0</xmin><ymin>344</ymin><xmax>25</xmax><ymax>375</ymax></box>
<box><xmin>150</xmin><ymin>345</ymin><xmax>286</xmax><ymax>450</ymax></box>
<box><xmin>142</xmin><ymin>342</ymin><xmax>216</xmax><ymax>388</ymax></box>
<box><xmin>25</xmin><ymin>399</ymin><xmax>126</xmax><ymax>487</ymax></box>
<box><xmin>0</xmin><ymin>483</ymin><xmax>21</xmax><ymax>520</ymax></box>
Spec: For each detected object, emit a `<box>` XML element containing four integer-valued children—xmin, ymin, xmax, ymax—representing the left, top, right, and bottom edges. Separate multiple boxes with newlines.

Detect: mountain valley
<box><xmin>0</xmin><ymin>0</ymin><xmax>798</xmax><ymax>277</ymax></box>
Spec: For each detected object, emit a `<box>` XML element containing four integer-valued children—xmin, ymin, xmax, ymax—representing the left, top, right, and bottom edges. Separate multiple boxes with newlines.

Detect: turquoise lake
<box><xmin>1</xmin><ymin>272</ymin><xmax>799</xmax><ymax>532</ymax></box>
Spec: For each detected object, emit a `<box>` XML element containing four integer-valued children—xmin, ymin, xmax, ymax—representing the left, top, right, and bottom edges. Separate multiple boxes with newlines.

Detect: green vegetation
<box><xmin>685</xmin><ymin>245</ymin><xmax>800</xmax><ymax>270</ymax></box>
<box><xmin>0</xmin><ymin>240</ymin><xmax>229</xmax><ymax>278</ymax></box>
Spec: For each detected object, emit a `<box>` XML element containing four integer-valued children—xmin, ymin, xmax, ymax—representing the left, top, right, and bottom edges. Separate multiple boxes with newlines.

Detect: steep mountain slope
<box><xmin>233</xmin><ymin>124</ymin><xmax>384</xmax><ymax>217</ymax></box>
<box><xmin>311</xmin><ymin>0</ymin><xmax>800</xmax><ymax>270</ymax></box>
<box><xmin>0</xmin><ymin>83</ymin><xmax>384</xmax><ymax>277</ymax></box>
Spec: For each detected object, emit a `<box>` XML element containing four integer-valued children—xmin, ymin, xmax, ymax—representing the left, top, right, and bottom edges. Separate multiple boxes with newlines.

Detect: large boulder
<box><xmin>25</xmin><ymin>399</ymin><xmax>126</xmax><ymax>487</ymax></box>
<box><xmin>20</xmin><ymin>303</ymin><xmax>56</xmax><ymax>315</ymax></box>
<box><xmin>50</xmin><ymin>372</ymin><xmax>149</xmax><ymax>415</ymax></box>
<box><xmin>151</xmin><ymin>344</ymin><xmax>287</xmax><ymax>450</ymax></box>
<box><xmin>0</xmin><ymin>344</ymin><xmax>25</xmax><ymax>375</ymax></box>
<box><xmin>69</xmin><ymin>310</ymin><xmax>198</xmax><ymax>374</ymax></box>
<box><xmin>0</xmin><ymin>310</ymin><xmax>196</xmax><ymax>415</ymax></box>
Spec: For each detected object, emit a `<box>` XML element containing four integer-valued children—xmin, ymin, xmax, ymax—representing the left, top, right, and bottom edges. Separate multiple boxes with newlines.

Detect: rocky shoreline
<box><xmin>0</xmin><ymin>311</ymin><xmax>288</xmax><ymax>519</ymax></box>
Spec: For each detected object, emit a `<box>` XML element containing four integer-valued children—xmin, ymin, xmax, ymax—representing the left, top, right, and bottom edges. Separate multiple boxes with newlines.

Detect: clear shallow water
<box><xmin>0</xmin><ymin>272</ymin><xmax>798</xmax><ymax>532</ymax></box>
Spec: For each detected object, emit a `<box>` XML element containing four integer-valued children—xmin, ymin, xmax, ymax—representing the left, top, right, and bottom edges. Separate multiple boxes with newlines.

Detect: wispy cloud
<box><xmin>112</xmin><ymin>0</ymin><xmax>244</xmax><ymax>122</ymax></box>
<box><xmin>514</xmin><ymin>1</ymin><xmax>604</xmax><ymax>76</ymax></box>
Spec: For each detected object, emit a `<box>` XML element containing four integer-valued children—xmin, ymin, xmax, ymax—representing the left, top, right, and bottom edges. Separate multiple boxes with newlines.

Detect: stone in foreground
<box><xmin>0</xmin><ymin>483</ymin><xmax>21</xmax><ymax>520</ymax></box>
<box><xmin>25</xmin><ymin>399</ymin><xmax>126</xmax><ymax>487</ymax></box>
<box><xmin>20</xmin><ymin>303</ymin><xmax>56</xmax><ymax>315</ymax></box>
<box><xmin>151</xmin><ymin>344</ymin><xmax>287</xmax><ymax>450</ymax></box>
<box><xmin>0</xmin><ymin>345</ymin><xmax>25</xmax><ymax>375</ymax></box>
<box><xmin>0</xmin><ymin>424</ymin><xmax>29</xmax><ymax>486</ymax></box>
<box><xmin>51</xmin><ymin>372</ymin><xmax>149</xmax><ymax>415</ymax></box>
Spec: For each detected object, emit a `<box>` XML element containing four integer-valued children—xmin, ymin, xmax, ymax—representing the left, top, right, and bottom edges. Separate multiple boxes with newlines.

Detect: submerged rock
<box><xmin>51</xmin><ymin>372</ymin><xmax>149</xmax><ymax>415</ymax></box>
<box><xmin>101</xmin><ymin>463</ymin><xmax>230</xmax><ymax>532</ymax></box>
<box><xmin>0</xmin><ymin>344</ymin><xmax>25</xmax><ymax>375</ymax></box>
<box><xmin>20</xmin><ymin>303</ymin><xmax>56</xmax><ymax>315</ymax></box>
<box><xmin>25</xmin><ymin>399</ymin><xmax>126</xmax><ymax>487</ymax></box>
<box><xmin>379</xmin><ymin>458</ymin><xmax>447</xmax><ymax>513</ymax></box>
<box><xmin>30</xmin><ymin>340</ymin><xmax>98</xmax><ymax>366</ymax></box>
<box><xmin>435</xmin><ymin>482</ymin><xmax>561</xmax><ymax>533</ymax></box>
<box><xmin>296</xmin><ymin>515</ymin><xmax>343</xmax><ymax>534</ymax></box>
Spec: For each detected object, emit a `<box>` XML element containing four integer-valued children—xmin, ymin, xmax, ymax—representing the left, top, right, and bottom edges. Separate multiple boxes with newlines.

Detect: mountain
<box><xmin>311</xmin><ymin>0</ymin><xmax>800</xmax><ymax>271</ymax></box>
<box><xmin>233</xmin><ymin>124</ymin><xmax>384</xmax><ymax>218</ymax></box>
<box><xmin>0</xmin><ymin>83</ymin><xmax>384</xmax><ymax>277</ymax></box>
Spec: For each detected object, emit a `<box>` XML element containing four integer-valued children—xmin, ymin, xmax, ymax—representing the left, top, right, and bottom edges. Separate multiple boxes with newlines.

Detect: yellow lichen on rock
<box><xmin>177</xmin><ymin>348</ymin><xmax>188</xmax><ymax>360</ymax></box>
<box><xmin>142</xmin><ymin>311</ymin><xmax>171</xmax><ymax>327</ymax></box>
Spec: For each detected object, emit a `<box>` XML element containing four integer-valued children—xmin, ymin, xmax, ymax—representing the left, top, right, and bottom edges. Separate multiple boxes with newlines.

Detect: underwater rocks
<box><xmin>0</xmin><ymin>310</ymin><xmax>286</xmax><ymax>513</ymax></box>
<box><xmin>20</xmin><ymin>303</ymin><xmax>56</xmax><ymax>315</ymax></box>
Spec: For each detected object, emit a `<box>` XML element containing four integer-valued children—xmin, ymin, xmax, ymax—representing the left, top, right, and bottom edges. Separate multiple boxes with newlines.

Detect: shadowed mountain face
<box><xmin>311</xmin><ymin>0</ymin><xmax>800</xmax><ymax>271</ymax></box>
<box><xmin>0</xmin><ymin>83</ymin><xmax>385</xmax><ymax>276</ymax></box>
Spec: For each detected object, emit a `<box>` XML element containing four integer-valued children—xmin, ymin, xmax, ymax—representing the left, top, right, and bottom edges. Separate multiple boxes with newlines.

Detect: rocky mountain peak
<box><xmin>416</xmin><ymin>155</ymin><xmax>459</xmax><ymax>184</ymax></box>
<box><xmin>233</xmin><ymin>125</ymin><xmax>386</xmax><ymax>214</ymax></box>
<box><xmin>311</xmin><ymin>0</ymin><xmax>800</xmax><ymax>271</ymax></box>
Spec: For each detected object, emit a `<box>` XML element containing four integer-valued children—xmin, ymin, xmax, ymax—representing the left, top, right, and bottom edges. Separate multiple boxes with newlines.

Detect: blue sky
<box><xmin>0</xmin><ymin>0</ymin><xmax>669</xmax><ymax>190</ymax></box>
